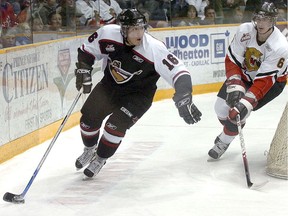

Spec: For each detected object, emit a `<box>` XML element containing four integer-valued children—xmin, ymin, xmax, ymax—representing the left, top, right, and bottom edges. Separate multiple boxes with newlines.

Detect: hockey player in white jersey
<box><xmin>94</xmin><ymin>0</ymin><xmax>122</xmax><ymax>25</ymax></box>
<box><xmin>74</xmin><ymin>8</ymin><xmax>202</xmax><ymax>178</ymax></box>
<box><xmin>208</xmin><ymin>1</ymin><xmax>288</xmax><ymax>159</ymax></box>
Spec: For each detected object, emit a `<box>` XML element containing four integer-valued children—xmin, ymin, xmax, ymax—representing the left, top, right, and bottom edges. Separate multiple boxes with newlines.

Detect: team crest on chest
<box><xmin>244</xmin><ymin>47</ymin><xmax>262</xmax><ymax>71</ymax></box>
<box><xmin>108</xmin><ymin>59</ymin><xmax>143</xmax><ymax>84</ymax></box>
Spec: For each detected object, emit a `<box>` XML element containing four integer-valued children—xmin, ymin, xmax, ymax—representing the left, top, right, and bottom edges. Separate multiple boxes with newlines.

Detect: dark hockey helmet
<box><xmin>117</xmin><ymin>8</ymin><xmax>147</xmax><ymax>38</ymax></box>
<box><xmin>252</xmin><ymin>1</ymin><xmax>278</xmax><ymax>27</ymax></box>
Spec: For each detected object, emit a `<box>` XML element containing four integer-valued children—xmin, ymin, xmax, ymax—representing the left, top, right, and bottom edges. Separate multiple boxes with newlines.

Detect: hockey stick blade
<box><xmin>3</xmin><ymin>192</ymin><xmax>25</xmax><ymax>204</ymax></box>
<box><xmin>249</xmin><ymin>180</ymin><xmax>269</xmax><ymax>190</ymax></box>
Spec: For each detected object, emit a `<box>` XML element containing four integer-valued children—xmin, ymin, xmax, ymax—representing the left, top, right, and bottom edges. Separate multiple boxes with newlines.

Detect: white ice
<box><xmin>0</xmin><ymin>89</ymin><xmax>287</xmax><ymax>216</ymax></box>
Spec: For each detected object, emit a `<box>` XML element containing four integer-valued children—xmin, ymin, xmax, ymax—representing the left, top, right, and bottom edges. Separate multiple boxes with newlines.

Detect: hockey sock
<box><xmin>219</xmin><ymin>131</ymin><xmax>236</xmax><ymax>144</ymax></box>
<box><xmin>80</xmin><ymin>124</ymin><xmax>100</xmax><ymax>147</ymax></box>
<box><xmin>96</xmin><ymin>137</ymin><xmax>121</xmax><ymax>158</ymax></box>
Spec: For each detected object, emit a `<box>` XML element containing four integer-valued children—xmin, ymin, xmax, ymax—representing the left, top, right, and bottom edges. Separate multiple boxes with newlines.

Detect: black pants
<box><xmin>80</xmin><ymin>81</ymin><xmax>154</xmax><ymax>158</ymax></box>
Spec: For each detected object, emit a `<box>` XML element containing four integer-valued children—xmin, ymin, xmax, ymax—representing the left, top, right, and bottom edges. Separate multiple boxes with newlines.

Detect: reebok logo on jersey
<box><xmin>240</xmin><ymin>33</ymin><xmax>251</xmax><ymax>42</ymax></box>
<box><xmin>105</xmin><ymin>45</ymin><xmax>115</xmax><ymax>52</ymax></box>
<box><xmin>133</xmin><ymin>55</ymin><xmax>144</xmax><ymax>63</ymax></box>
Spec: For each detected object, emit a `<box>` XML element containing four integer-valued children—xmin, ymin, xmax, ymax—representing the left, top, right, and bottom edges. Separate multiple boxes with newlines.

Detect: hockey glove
<box><xmin>226</xmin><ymin>75</ymin><xmax>246</xmax><ymax>107</ymax></box>
<box><xmin>229</xmin><ymin>92</ymin><xmax>257</xmax><ymax>122</ymax></box>
<box><xmin>75</xmin><ymin>62</ymin><xmax>93</xmax><ymax>94</ymax></box>
<box><xmin>173</xmin><ymin>93</ymin><xmax>202</xmax><ymax>124</ymax></box>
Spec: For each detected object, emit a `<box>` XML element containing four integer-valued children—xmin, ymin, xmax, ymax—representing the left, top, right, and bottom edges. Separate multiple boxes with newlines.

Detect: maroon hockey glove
<box><xmin>229</xmin><ymin>101</ymin><xmax>248</xmax><ymax>122</ymax></box>
<box><xmin>226</xmin><ymin>75</ymin><xmax>246</xmax><ymax>107</ymax></box>
<box><xmin>229</xmin><ymin>93</ymin><xmax>257</xmax><ymax>122</ymax></box>
<box><xmin>173</xmin><ymin>93</ymin><xmax>202</xmax><ymax>124</ymax></box>
<box><xmin>75</xmin><ymin>62</ymin><xmax>92</xmax><ymax>94</ymax></box>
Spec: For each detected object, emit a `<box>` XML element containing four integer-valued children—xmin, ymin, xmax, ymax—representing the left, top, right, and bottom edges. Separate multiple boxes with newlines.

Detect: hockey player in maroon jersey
<box><xmin>74</xmin><ymin>8</ymin><xmax>202</xmax><ymax>178</ymax></box>
<box><xmin>208</xmin><ymin>1</ymin><xmax>288</xmax><ymax>159</ymax></box>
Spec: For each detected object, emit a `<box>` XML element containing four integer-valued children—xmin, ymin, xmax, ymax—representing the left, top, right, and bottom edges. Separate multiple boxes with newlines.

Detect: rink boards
<box><xmin>0</xmin><ymin>22</ymin><xmax>287</xmax><ymax>163</ymax></box>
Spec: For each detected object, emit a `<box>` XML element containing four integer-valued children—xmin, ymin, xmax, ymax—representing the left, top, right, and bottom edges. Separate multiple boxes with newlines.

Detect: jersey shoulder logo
<box><xmin>108</xmin><ymin>59</ymin><xmax>143</xmax><ymax>84</ymax></box>
<box><xmin>240</xmin><ymin>33</ymin><xmax>251</xmax><ymax>42</ymax></box>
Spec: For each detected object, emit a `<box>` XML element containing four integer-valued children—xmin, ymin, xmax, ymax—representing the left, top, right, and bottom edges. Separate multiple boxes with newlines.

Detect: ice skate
<box><xmin>75</xmin><ymin>146</ymin><xmax>96</xmax><ymax>170</ymax></box>
<box><xmin>208</xmin><ymin>136</ymin><xmax>230</xmax><ymax>159</ymax></box>
<box><xmin>83</xmin><ymin>155</ymin><xmax>106</xmax><ymax>178</ymax></box>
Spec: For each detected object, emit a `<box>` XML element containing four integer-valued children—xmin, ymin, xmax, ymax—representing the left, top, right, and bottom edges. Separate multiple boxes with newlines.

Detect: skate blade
<box><xmin>249</xmin><ymin>180</ymin><xmax>269</xmax><ymax>190</ymax></box>
<box><xmin>207</xmin><ymin>156</ymin><xmax>219</xmax><ymax>162</ymax></box>
<box><xmin>82</xmin><ymin>175</ymin><xmax>94</xmax><ymax>181</ymax></box>
<box><xmin>76</xmin><ymin>163</ymin><xmax>90</xmax><ymax>171</ymax></box>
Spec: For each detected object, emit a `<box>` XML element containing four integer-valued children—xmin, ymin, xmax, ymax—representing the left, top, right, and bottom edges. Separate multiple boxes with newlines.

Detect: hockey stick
<box><xmin>3</xmin><ymin>91</ymin><xmax>82</xmax><ymax>204</ymax></box>
<box><xmin>236</xmin><ymin>114</ymin><xmax>268</xmax><ymax>189</ymax></box>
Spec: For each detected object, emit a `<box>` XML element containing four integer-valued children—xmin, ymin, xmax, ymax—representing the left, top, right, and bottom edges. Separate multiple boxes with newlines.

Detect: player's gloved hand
<box><xmin>173</xmin><ymin>93</ymin><xmax>202</xmax><ymax>124</ymax></box>
<box><xmin>228</xmin><ymin>92</ymin><xmax>257</xmax><ymax>122</ymax></box>
<box><xmin>75</xmin><ymin>62</ymin><xmax>93</xmax><ymax>94</ymax></box>
<box><xmin>226</xmin><ymin>75</ymin><xmax>246</xmax><ymax>107</ymax></box>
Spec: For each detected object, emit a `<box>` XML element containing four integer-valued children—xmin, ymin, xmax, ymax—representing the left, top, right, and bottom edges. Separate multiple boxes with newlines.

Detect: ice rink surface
<box><xmin>0</xmin><ymin>88</ymin><xmax>287</xmax><ymax>216</ymax></box>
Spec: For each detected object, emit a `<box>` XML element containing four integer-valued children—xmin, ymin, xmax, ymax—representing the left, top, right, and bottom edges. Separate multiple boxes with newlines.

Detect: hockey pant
<box><xmin>80</xmin><ymin>82</ymin><xmax>152</xmax><ymax>158</ymax></box>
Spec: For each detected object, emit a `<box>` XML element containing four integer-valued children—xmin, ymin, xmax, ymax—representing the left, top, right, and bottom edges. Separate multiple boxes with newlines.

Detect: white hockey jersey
<box><xmin>226</xmin><ymin>22</ymin><xmax>288</xmax><ymax>101</ymax></box>
<box><xmin>76</xmin><ymin>0</ymin><xmax>98</xmax><ymax>25</ymax></box>
<box><xmin>80</xmin><ymin>24</ymin><xmax>191</xmax><ymax>97</ymax></box>
<box><xmin>93</xmin><ymin>0</ymin><xmax>122</xmax><ymax>24</ymax></box>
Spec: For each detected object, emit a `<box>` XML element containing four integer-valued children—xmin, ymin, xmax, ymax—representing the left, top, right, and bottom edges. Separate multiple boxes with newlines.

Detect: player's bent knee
<box><xmin>215</xmin><ymin>97</ymin><xmax>230</xmax><ymax>119</ymax></box>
